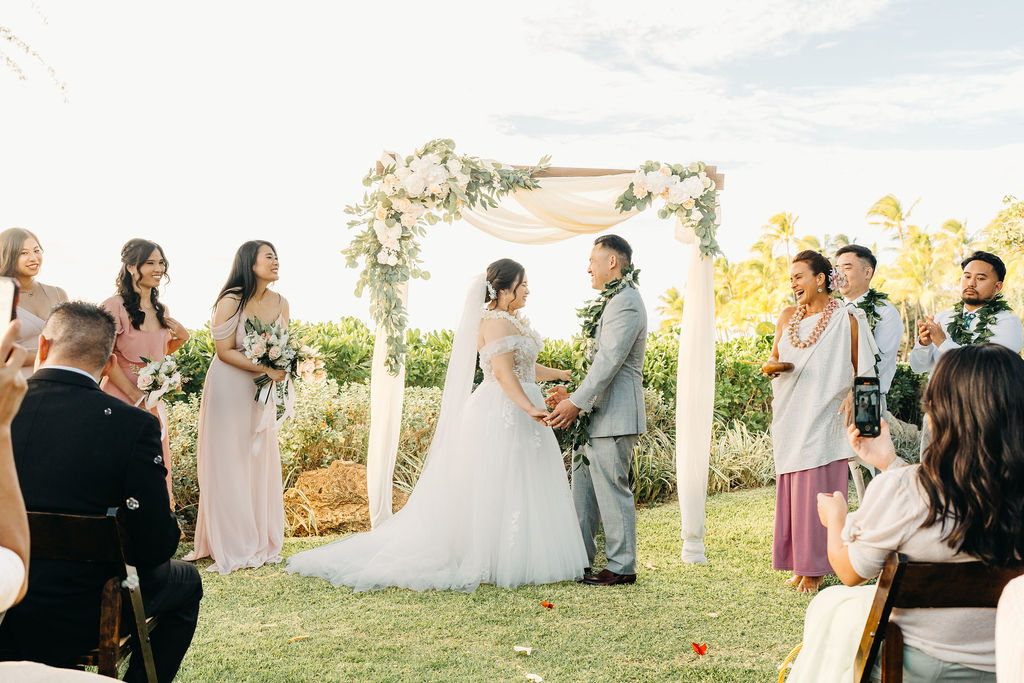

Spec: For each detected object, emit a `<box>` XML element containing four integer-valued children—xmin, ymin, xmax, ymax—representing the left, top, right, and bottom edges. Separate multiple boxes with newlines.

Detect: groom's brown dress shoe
<box><xmin>582</xmin><ymin>569</ymin><xmax>636</xmax><ymax>586</ymax></box>
<box><xmin>576</xmin><ymin>567</ymin><xmax>594</xmax><ymax>583</ymax></box>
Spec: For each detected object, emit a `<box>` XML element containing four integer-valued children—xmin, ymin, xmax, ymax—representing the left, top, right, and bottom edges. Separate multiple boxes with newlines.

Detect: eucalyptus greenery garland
<box><xmin>947</xmin><ymin>294</ymin><xmax>1013</xmax><ymax>345</ymax></box>
<box><xmin>342</xmin><ymin>139</ymin><xmax>547</xmax><ymax>374</ymax></box>
<box><xmin>563</xmin><ymin>265</ymin><xmax>640</xmax><ymax>466</ymax></box>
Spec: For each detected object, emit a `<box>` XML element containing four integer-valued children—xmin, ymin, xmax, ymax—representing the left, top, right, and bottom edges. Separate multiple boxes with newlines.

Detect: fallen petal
<box><xmin>287</xmin><ymin>635</ymin><xmax>309</xmax><ymax>643</ymax></box>
<box><xmin>525</xmin><ymin>675</ymin><xmax>544</xmax><ymax>682</ymax></box>
<box><xmin>514</xmin><ymin>646</ymin><xmax>533</xmax><ymax>656</ymax></box>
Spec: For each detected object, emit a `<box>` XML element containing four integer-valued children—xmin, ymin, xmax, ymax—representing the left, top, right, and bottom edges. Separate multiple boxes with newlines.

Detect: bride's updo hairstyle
<box><xmin>484</xmin><ymin>258</ymin><xmax>525</xmax><ymax>303</ymax></box>
<box><xmin>792</xmin><ymin>250</ymin><xmax>835</xmax><ymax>293</ymax></box>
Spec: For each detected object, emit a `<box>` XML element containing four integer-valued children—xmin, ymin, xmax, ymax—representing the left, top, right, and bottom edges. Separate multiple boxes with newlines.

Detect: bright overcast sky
<box><xmin>3</xmin><ymin>0</ymin><xmax>1023</xmax><ymax>338</ymax></box>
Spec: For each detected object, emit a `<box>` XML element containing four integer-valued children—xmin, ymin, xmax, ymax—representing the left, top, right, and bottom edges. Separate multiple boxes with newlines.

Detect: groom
<box><xmin>546</xmin><ymin>234</ymin><xmax>647</xmax><ymax>586</ymax></box>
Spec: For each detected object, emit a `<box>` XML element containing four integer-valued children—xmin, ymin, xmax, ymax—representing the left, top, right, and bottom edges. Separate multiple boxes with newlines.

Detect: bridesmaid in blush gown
<box><xmin>183</xmin><ymin>241</ymin><xmax>293</xmax><ymax>574</ymax></box>
<box><xmin>100</xmin><ymin>239</ymin><xmax>189</xmax><ymax>506</ymax></box>
<box><xmin>0</xmin><ymin>228</ymin><xmax>68</xmax><ymax>378</ymax></box>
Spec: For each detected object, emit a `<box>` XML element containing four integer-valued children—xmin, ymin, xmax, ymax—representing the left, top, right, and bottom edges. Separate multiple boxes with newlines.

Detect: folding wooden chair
<box><xmin>27</xmin><ymin>507</ymin><xmax>159</xmax><ymax>682</ymax></box>
<box><xmin>853</xmin><ymin>552</ymin><xmax>1024</xmax><ymax>682</ymax></box>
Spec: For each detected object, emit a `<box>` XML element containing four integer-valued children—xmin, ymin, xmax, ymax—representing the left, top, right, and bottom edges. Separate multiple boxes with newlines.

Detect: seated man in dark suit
<box><xmin>0</xmin><ymin>302</ymin><xmax>202</xmax><ymax>683</ymax></box>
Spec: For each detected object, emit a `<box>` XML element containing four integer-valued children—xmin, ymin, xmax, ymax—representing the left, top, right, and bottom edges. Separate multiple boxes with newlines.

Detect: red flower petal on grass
<box><xmin>692</xmin><ymin>642</ymin><xmax>708</xmax><ymax>656</ymax></box>
<box><xmin>540</xmin><ymin>601</ymin><xmax>554</xmax><ymax>609</ymax></box>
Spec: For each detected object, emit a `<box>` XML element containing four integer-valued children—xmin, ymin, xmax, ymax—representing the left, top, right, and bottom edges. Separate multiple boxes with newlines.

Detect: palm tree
<box><xmin>656</xmin><ymin>287</ymin><xmax>684</xmax><ymax>331</ymax></box>
<box><xmin>761</xmin><ymin>212</ymin><xmax>799</xmax><ymax>261</ymax></box>
<box><xmin>866</xmin><ymin>194</ymin><xmax>919</xmax><ymax>247</ymax></box>
<box><xmin>936</xmin><ymin>218</ymin><xmax>973</xmax><ymax>264</ymax></box>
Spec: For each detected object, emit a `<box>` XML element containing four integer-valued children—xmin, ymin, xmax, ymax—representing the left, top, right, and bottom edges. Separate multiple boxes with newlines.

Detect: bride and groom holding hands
<box><xmin>286</xmin><ymin>234</ymin><xmax>648</xmax><ymax>591</ymax></box>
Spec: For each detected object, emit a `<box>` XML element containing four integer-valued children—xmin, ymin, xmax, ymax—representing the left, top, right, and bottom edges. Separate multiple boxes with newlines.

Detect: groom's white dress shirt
<box><xmin>908</xmin><ymin>307</ymin><xmax>1024</xmax><ymax>374</ymax></box>
<box><xmin>843</xmin><ymin>293</ymin><xmax>903</xmax><ymax>395</ymax></box>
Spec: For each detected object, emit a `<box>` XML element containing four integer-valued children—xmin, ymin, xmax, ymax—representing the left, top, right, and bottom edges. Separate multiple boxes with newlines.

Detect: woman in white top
<box><xmin>0</xmin><ymin>228</ymin><xmax>68</xmax><ymax>378</ymax></box>
<box><xmin>815</xmin><ymin>344</ymin><xmax>1024</xmax><ymax>680</ymax></box>
<box><xmin>998</xmin><ymin>576</ymin><xmax>1024</xmax><ymax>682</ymax></box>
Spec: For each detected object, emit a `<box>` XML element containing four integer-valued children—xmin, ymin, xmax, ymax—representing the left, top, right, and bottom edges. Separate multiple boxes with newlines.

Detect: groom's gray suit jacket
<box><xmin>570</xmin><ymin>286</ymin><xmax>647</xmax><ymax>437</ymax></box>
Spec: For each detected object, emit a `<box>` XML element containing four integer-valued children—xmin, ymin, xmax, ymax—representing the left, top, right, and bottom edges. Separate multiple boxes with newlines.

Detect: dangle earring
<box><xmin>817</xmin><ymin>288</ymin><xmax>823</xmax><ymax>293</ymax></box>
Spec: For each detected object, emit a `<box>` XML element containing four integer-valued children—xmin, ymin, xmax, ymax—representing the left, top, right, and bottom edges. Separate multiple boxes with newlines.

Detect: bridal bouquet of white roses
<box><xmin>135</xmin><ymin>355</ymin><xmax>184</xmax><ymax>409</ymax></box>
<box><xmin>242</xmin><ymin>316</ymin><xmax>301</xmax><ymax>401</ymax></box>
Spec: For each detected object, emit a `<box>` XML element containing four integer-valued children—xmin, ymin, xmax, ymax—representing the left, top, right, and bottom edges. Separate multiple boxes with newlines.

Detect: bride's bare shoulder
<box><xmin>479</xmin><ymin>317</ymin><xmax>518</xmax><ymax>343</ymax></box>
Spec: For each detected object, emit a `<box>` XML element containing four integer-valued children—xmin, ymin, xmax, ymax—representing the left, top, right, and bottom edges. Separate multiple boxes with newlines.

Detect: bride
<box><xmin>286</xmin><ymin>259</ymin><xmax>588</xmax><ymax>591</ymax></box>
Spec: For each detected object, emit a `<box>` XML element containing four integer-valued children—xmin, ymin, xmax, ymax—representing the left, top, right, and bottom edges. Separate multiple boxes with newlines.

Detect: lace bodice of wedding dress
<box><xmin>478</xmin><ymin>308</ymin><xmax>544</xmax><ymax>384</ymax></box>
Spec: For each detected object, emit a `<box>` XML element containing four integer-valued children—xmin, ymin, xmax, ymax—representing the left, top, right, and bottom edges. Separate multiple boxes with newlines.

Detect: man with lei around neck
<box><xmin>909</xmin><ymin>251</ymin><xmax>1023</xmax><ymax>374</ymax></box>
<box><xmin>546</xmin><ymin>234</ymin><xmax>647</xmax><ymax>587</ymax></box>
<box><xmin>835</xmin><ymin>245</ymin><xmax>903</xmax><ymax>416</ymax></box>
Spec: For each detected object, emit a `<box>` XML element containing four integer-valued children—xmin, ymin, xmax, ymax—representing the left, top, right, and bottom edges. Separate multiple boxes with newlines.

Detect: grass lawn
<box><xmin>174</xmin><ymin>486</ymin><xmax>826</xmax><ymax>682</ymax></box>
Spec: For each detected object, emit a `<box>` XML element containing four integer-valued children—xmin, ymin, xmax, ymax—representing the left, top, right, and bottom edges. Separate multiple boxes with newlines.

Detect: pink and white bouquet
<box><xmin>242</xmin><ymin>316</ymin><xmax>301</xmax><ymax>401</ymax></box>
<box><xmin>136</xmin><ymin>355</ymin><xmax>184</xmax><ymax>409</ymax></box>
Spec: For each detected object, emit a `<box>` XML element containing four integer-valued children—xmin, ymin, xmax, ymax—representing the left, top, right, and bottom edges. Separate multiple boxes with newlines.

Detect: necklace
<box><xmin>948</xmin><ymin>294</ymin><xmax>1012</xmax><ymax>345</ymax></box>
<box><xmin>854</xmin><ymin>288</ymin><xmax>890</xmax><ymax>332</ymax></box>
<box><xmin>788</xmin><ymin>297</ymin><xmax>839</xmax><ymax>348</ymax></box>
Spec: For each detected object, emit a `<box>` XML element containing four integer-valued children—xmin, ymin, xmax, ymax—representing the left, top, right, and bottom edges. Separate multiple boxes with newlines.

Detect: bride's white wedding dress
<box><xmin>285</xmin><ymin>276</ymin><xmax>587</xmax><ymax>592</ymax></box>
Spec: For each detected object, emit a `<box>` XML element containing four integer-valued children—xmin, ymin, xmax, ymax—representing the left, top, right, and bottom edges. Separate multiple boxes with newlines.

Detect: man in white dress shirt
<box><xmin>909</xmin><ymin>251</ymin><xmax>1023</xmax><ymax>374</ymax></box>
<box><xmin>835</xmin><ymin>245</ymin><xmax>904</xmax><ymax>415</ymax></box>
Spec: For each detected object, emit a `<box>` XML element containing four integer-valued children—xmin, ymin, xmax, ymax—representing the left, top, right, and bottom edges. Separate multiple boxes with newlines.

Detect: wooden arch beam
<box><xmin>374</xmin><ymin>162</ymin><xmax>725</xmax><ymax>190</ymax></box>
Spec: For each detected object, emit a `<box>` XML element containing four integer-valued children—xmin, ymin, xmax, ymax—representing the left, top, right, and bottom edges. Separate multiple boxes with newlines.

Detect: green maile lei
<box><xmin>855</xmin><ymin>288</ymin><xmax>890</xmax><ymax>333</ymax></box>
<box><xmin>947</xmin><ymin>294</ymin><xmax>1013</xmax><ymax>345</ymax></box>
<box><xmin>563</xmin><ymin>265</ymin><xmax>640</xmax><ymax>467</ymax></box>
<box><xmin>856</xmin><ymin>288</ymin><xmax>890</xmax><ymax>366</ymax></box>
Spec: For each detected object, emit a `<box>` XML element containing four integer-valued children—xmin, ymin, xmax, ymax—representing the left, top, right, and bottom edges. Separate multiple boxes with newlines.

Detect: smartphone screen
<box><xmin>0</xmin><ymin>278</ymin><xmax>18</xmax><ymax>326</ymax></box>
<box><xmin>853</xmin><ymin>376</ymin><xmax>881</xmax><ymax>438</ymax></box>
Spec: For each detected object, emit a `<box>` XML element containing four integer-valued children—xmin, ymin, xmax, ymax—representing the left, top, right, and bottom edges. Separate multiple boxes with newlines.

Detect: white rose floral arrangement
<box><xmin>615</xmin><ymin>161</ymin><xmax>721</xmax><ymax>257</ymax></box>
<box><xmin>135</xmin><ymin>355</ymin><xmax>184</xmax><ymax>409</ymax></box>
<box><xmin>343</xmin><ymin>138</ymin><xmax>548</xmax><ymax>374</ymax></box>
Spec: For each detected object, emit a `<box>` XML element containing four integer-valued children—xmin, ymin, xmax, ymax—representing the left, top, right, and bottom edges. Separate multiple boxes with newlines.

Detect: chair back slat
<box><xmin>27</xmin><ymin>509</ymin><xmax>124</xmax><ymax>565</ymax></box>
<box><xmin>893</xmin><ymin>561</ymin><xmax>1024</xmax><ymax>609</ymax></box>
<box><xmin>854</xmin><ymin>552</ymin><xmax>1024</xmax><ymax>683</ymax></box>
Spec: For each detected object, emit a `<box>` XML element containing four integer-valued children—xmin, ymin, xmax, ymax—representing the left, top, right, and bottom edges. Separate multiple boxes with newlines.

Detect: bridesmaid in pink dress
<box><xmin>0</xmin><ymin>228</ymin><xmax>68</xmax><ymax>378</ymax></box>
<box><xmin>99</xmin><ymin>239</ymin><xmax>189</xmax><ymax>506</ymax></box>
<box><xmin>183</xmin><ymin>241</ymin><xmax>292</xmax><ymax>574</ymax></box>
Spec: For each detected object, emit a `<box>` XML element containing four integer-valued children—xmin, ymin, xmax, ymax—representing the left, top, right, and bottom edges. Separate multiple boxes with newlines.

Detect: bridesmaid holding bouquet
<box><xmin>184</xmin><ymin>241</ymin><xmax>292</xmax><ymax>574</ymax></box>
<box><xmin>100</xmin><ymin>239</ymin><xmax>189</xmax><ymax>506</ymax></box>
<box><xmin>0</xmin><ymin>228</ymin><xmax>68</xmax><ymax>378</ymax></box>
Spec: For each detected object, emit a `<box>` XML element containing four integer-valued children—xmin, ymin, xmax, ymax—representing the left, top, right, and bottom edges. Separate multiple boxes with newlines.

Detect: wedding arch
<box><xmin>344</xmin><ymin>139</ymin><xmax>725</xmax><ymax>564</ymax></box>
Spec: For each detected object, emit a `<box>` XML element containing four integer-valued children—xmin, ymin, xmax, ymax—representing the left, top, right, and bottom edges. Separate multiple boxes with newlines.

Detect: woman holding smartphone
<box><xmin>0</xmin><ymin>228</ymin><xmax>68</xmax><ymax>378</ymax></box>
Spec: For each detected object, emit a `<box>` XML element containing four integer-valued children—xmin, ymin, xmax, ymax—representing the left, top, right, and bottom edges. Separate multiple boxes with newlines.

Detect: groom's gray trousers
<box><xmin>572</xmin><ymin>434</ymin><xmax>639</xmax><ymax>575</ymax></box>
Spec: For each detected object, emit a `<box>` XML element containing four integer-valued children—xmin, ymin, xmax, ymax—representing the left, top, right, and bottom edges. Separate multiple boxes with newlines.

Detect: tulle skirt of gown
<box><xmin>183</xmin><ymin>356</ymin><xmax>285</xmax><ymax>573</ymax></box>
<box><xmin>285</xmin><ymin>381</ymin><xmax>588</xmax><ymax>592</ymax></box>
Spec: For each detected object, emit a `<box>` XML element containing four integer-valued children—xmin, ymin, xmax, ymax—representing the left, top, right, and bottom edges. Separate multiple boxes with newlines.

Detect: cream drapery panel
<box><xmin>367</xmin><ymin>284</ymin><xmax>407</xmax><ymax>528</ymax></box>
<box><xmin>367</xmin><ymin>175</ymin><xmax>717</xmax><ymax>565</ymax></box>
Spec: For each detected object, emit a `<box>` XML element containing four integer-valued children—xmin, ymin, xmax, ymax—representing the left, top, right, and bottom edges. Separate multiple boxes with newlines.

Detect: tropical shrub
<box><xmin>708</xmin><ymin>422</ymin><xmax>776</xmax><ymax>493</ymax></box>
<box><xmin>714</xmin><ymin>335</ymin><xmax>774</xmax><ymax>431</ymax></box>
<box><xmin>174</xmin><ymin>327</ymin><xmax>214</xmax><ymax>401</ymax></box>
<box><xmin>292</xmin><ymin>318</ymin><xmax>374</xmax><ymax>385</ymax></box>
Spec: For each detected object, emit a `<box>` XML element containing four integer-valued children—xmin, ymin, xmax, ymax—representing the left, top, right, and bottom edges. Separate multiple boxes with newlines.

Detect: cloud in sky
<box><xmin>2</xmin><ymin>0</ymin><xmax>1022</xmax><ymax>338</ymax></box>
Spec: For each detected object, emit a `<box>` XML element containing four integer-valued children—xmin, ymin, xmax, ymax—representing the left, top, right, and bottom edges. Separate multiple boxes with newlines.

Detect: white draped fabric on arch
<box><xmin>362</xmin><ymin>163</ymin><xmax>723</xmax><ymax>565</ymax></box>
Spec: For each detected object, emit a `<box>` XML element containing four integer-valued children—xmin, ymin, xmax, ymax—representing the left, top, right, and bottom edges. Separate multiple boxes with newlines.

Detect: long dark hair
<box><xmin>215</xmin><ymin>240</ymin><xmax>277</xmax><ymax>314</ymax></box>
<box><xmin>116</xmin><ymin>238</ymin><xmax>169</xmax><ymax>330</ymax></box>
<box><xmin>918</xmin><ymin>344</ymin><xmax>1024</xmax><ymax>565</ymax></box>
<box><xmin>0</xmin><ymin>227</ymin><xmax>42</xmax><ymax>278</ymax></box>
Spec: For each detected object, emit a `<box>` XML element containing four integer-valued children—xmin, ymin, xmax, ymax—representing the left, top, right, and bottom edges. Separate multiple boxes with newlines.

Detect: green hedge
<box><xmin>171</xmin><ymin>317</ymin><xmax>927</xmax><ymax>430</ymax></box>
